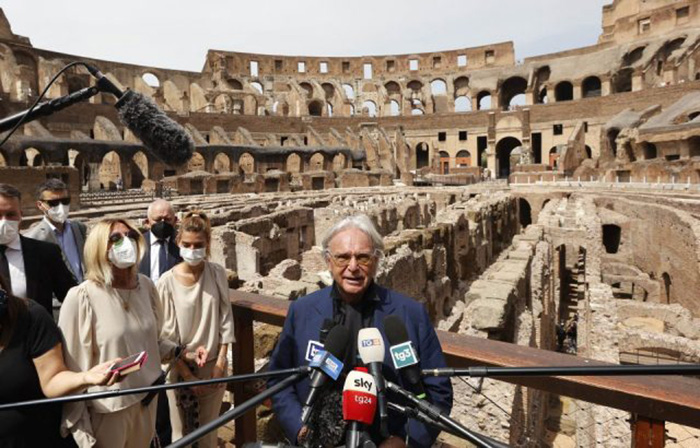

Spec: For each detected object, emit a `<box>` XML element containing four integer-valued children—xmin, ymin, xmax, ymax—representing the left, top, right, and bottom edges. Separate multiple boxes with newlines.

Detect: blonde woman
<box><xmin>59</xmin><ymin>218</ymin><xmax>179</xmax><ymax>447</ymax></box>
<box><xmin>157</xmin><ymin>211</ymin><xmax>234</xmax><ymax>447</ymax></box>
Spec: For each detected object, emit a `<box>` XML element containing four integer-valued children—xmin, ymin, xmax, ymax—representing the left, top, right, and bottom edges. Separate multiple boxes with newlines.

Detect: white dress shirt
<box><xmin>4</xmin><ymin>236</ymin><xmax>27</xmax><ymax>299</ymax></box>
<box><xmin>149</xmin><ymin>232</ymin><xmax>172</xmax><ymax>283</ymax></box>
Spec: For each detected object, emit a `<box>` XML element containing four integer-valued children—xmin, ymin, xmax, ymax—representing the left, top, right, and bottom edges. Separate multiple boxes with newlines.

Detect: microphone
<box><xmin>319</xmin><ymin>318</ymin><xmax>334</xmax><ymax>343</ymax></box>
<box><xmin>343</xmin><ymin>368</ymin><xmax>377</xmax><ymax>448</ymax></box>
<box><xmin>301</xmin><ymin>325</ymin><xmax>349</xmax><ymax>424</ymax></box>
<box><xmin>84</xmin><ymin>63</ymin><xmax>194</xmax><ymax>167</ymax></box>
<box><xmin>384</xmin><ymin>315</ymin><xmax>426</xmax><ymax>399</ymax></box>
<box><xmin>357</xmin><ymin>327</ymin><xmax>389</xmax><ymax>438</ymax></box>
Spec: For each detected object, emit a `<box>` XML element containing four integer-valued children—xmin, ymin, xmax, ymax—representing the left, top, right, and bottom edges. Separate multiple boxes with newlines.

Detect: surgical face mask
<box><xmin>108</xmin><ymin>236</ymin><xmax>138</xmax><ymax>269</ymax></box>
<box><xmin>151</xmin><ymin>221</ymin><xmax>174</xmax><ymax>240</ymax></box>
<box><xmin>179</xmin><ymin>247</ymin><xmax>206</xmax><ymax>266</ymax></box>
<box><xmin>0</xmin><ymin>219</ymin><xmax>20</xmax><ymax>245</ymax></box>
<box><xmin>46</xmin><ymin>203</ymin><xmax>70</xmax><ymax>224</ymax></box>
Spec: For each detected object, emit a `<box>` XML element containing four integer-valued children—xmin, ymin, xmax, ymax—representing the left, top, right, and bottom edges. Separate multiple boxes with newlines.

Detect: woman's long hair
<box><xmin>0</xmin><ymin>274</ymin><xmax>27</xmax><ymax>349</ymax></box>
<box><xmin>83</xmin><ymin>218</ymin><xmax>146</xmax><ymax>287</ymax></box>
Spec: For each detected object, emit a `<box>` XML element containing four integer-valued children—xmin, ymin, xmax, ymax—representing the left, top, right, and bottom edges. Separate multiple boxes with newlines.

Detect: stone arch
<box><xmin>416</xmin><ymin>142</ymin><xmax>430</xmax><ymax>169</ymax></box>
<box><xmin>477</xmin><ymin>91</ymin><xmax>492</xmax><ymax>110</ymax></box>
<box><xmin>500</xmin><ymin>76</ymin><xmax>527</xmax><ymax>110</ymax></box>
<box><xmin>582</xmin><ymin>76</ymin><xmax>602</xmax><ymax>98</ymax></box>
<box><xmin>519</xmin><ymin>198</ymin><xmax>532</xmax><ymax>228</ymax></box>
<box><xmin>342</xmin><ymin>84</ymin><xmax>355</xmax><ymax>100</ymax></box>
<box><xmin>239</xmin><ymin>152</ymin><xmax>255</xmax><ymax>175</ymax></box>
<box><xmin>623</xmin><ymin>46</ymin><xmax>646</xmax><ymax>66</ymax></box>
<box><xmin>286</xmin><ymin>153</ymin><xmax>302</xmax><ymax>173</ymax></box>
<box><xmin>362</xmin><ymin>100</ymin><xmax>377</xmax><ymax>117</ymax></box>
<box><xmin>585</xmin><ymin>145</ymin><xmax>593</xmax><ymax>159</ymax></box>
<box><xmin>438</xmin><ymin>150</ymin><xmax>450</xmax><ymax>174</ymax></box>
<box><xmin>214</xmin><ymin>152</ymin><xmax>232</xmax><ymax>173</ymax></box>
<box><xmin>299</xmin><ymin>82</ymin><xmax>313</xmax><ymax>99</ymax></box>
<box><xmin>407</xmin><ymin>80</ymin><xmax>423</xmax><ymax>93</ymax></box>
<box><xmin>321</xmin><ymin>83</ymin><xmax>335</xmax><ymax>100</ymax></box>
<box><xmin>430</xmin><ymin>79</ymin><xmax>447</xmax><ymax>96</ymax></box>
<box><xmin>640</xmin><ymin>142</ymin><xmax>657</xmax><ymax>160</ymax></box>
<box><xmin>613</xmin><ymin>68</ymin><xmax>633</xmax><ymax>93</ymax></box>
<box><xmin>129</xmin><ymin>151</ymin><xmax>149</xmax><ymax>188</ymax></box>
<box><xmin>456</xmin><ymin>150</ymin><xmax>471</xmax><ymax>167</ymax></box>
<box><xmin>389</xmin><ymin>100</ymin><xmax>400</xmax><ymax>116</ymax></box>
<box><xmin>454</xmin><ymin>76</ymin><xmax>470</xmax><ymax>97</ymax></box>
<box><xmin>549</xmin><ymin>146</ymin><xmax>560</xmax><ymax>168</ymax></box>
<box><xmin>308</xmin><ymin>100</ymin><xmax>324</xmax><ymax>116</ymax></box>
<box><xmin>13</xmin><ymin>49</ymin><xmax>39</xmax><ymax>97</ymax></box>
<box><xmin>226</xmin><ymin>78</ymin><xmax>243</xmax><ymax>90</ymax></box>
<box><xmin>455</xmin><ymin>96</ymin><xmax>472</xmax><ymax>112</ymax></box>
<box><xmin>19</xmin><ymin>147</ymin><xmax>44</xmax><ymax>167</ymax></box>
<box><xmin>607</xmin><ymin>128</ymin><xmax>620</xmax><ymax>157</ymax></box>
<box><xmin>410</xmin><ymin>99</ymin><xmax>425</xmax><ymax>115</ymax></box>
<box><xmin>309</xmin><ymin>152</ymin><xmax>326</xmax><ymax>171</ymax></box>
<box><xmin>496</xmin><ymin>137</ymin><xmax>521</xmax><ymax>178</ymax></box>
<box><xmin>250</xmin><ymin>82</ymin><xmax>263</xmax><ymax>94</ymax></box>
<box><xmin>142</xmin><ymin>72</ymin><xmax>160</xmax><ymax>88</ymax></box>
<box><xmin>555</xmin><ymin>81</ymin><xmax>573</xmax><ymax>101</ymax></box>
<box><xmin>332</xmin><ymin>153</ymin><xmax>346</xmax><ymax>171</ymax></box>
<box><xmin>384</xmin><ymin>81</ymin><xmax>401</xmax><ymax>96</ymax></box>
<box><xmin>187</xmin><ymin>152</ymin><xmax>205</xmax><ymax>172</ymax></box>
<box><xmin>99</xmin><ymin>150</ymin><xmax>121</xmax><ymax>190</ymax></box>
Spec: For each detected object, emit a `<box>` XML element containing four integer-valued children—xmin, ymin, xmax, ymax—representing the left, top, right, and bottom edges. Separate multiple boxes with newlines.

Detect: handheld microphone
<box><xmin>357</xmin><ymin>327</ymin><xmax>389</xmax><ymax>438</ymax></box>
<box><xmin>343</xmin><ymin>368</ymin><xmax>377</xmax><ymax>448</ymax></box>
<box><xmin>84</xmin><ymin>63</ymin><xmax>195</xmax><ymax>167</ymax></box>
<box><xmin>384</xmin><ymin>315</ymin><xmax>426</xmax><ymax>399</ymax></box>
<box><xmin>301</xmin><ymin>325</ymin><xmax>349</xmax><ymax>424</ymax></box>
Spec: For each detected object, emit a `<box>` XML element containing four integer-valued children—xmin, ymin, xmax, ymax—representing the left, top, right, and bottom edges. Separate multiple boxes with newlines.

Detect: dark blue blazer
<box><xmin>267</xmin><ymin>285</ymin><xmax>453</xmax><ymax>447</ymax></box>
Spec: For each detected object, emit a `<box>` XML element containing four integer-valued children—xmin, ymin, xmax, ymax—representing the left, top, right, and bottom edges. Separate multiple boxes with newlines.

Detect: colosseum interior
<box><xmin>1</xmin><ymin>0</ymin><xmax>700</xmax><ymax>446</ymax></box>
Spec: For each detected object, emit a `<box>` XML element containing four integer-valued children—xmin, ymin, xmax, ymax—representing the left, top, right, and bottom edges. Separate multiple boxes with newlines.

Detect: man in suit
<box><xmin>268</xmin><ymin>214</ymin><xmax>453</xmax><ymax>448</ymax></box>
<box><xmin>138</xmin><ymin>198</ymin><xmax>182</xmax><ymax>446</ymax></box>
<box><xmin>0</xmin><ymin>183</ymin><xmax>76</xmax><ymax>315</ymax></box>
<box><xmin>25</xmin><ymin>179</ymin><xmax>87</xmax><ymax>284</ymax></box>
<box><xmin>139</xmin><ymin>198</ymin><xmax>182</xmax><ymax>283</ymax></box>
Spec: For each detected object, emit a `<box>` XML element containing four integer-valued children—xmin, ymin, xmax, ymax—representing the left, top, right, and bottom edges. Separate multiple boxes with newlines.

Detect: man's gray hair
<box><xmin>321</xmin><ymin>214</ymin><xmax>384</xmax><ymax>254</ymax></box>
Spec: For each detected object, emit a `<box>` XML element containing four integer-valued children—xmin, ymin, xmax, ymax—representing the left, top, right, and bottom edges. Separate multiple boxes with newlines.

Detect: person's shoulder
<box><xmin>20</xmin><ymin>234</ymin><xmax>60</xmax><ymax>254</ymax></box>
<box><xmin>292</xmin><ymin>286</ymin><xmax>332</xmax><ymax>310</ymax></box>
<box><xmin>22</xmin><ymin>220</ymin><xmax>49</xmax><ymax>239</ymax></box>
<box><xmin>381</xmin><ymin>286</ymin><xmax>425</xmax><ymax>313</ymax></box>
<box><xmin>26</xmin><ymin>298</ymin><xmax>56</xmax><ymax>325</ymax></box>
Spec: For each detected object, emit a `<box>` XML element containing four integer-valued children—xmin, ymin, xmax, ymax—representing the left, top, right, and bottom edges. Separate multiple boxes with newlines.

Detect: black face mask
<box><xmin>151</xmin><ymin>221</ymin><xmax>174</xmax><ymax>240</ymax></box>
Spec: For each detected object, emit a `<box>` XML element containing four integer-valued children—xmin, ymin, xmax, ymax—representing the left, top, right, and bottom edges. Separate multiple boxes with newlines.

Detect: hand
<box><xmin>297</xmin><ymin>426</ymin><xmax>310</xmax><ymax>444</ymax></box>
<box><xmin>84</xmin><ymin>359</ymin><xmax>121</xmax><ymax>387</ymax></box>
<box><xmin>184</xmin><ymin>346</ymin><xmax>208</xmax><ymax>368</ymax></box>
<box><xmin>379</xmin><ymin>436</ymin><xmax>406</xmax><ymax>448</ymax></box>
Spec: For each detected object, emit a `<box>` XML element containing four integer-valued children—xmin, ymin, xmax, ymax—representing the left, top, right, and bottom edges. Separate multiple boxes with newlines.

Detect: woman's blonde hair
<box><xmin>176</xmin><ymin>210</ymin><xmax>212</xmax><ymax>257</ymax></box>
<box><xmin>84</xmin><ymin>218</ymin><xmax>146</xmax><ymax>286</ymax></box>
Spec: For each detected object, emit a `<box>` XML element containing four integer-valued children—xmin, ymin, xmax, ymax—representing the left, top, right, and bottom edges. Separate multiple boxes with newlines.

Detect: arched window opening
<box><xmin>496</xmin><ymin>137</ymin><xmax>521</xmax><ymax>178</ymax></box>
<box><xmin>555</xmin><ymin>81</ymin><xmax>573</xmax><ymax>102</ymax></box>
<box><xmin>477</xmin><ymin>91</ymin><xmax>491</xmax><ymax>110</ymax></box>
<box><xmin>519</xmin><ymin>198</ymin><xmax>532</xmax><ymax>228</ymax></box>
<box><xmin>456</xmin><ymin>150</ymin><xmax>471</xmax><ymax>167</ymax></box>
<box><xmin>582</xmin><ymin>76</ymin><xmax>601</xmax><ymax>98</ymax></box>
<box><xmin>602</xmin><ymin>224</ymin><xmax>621</xmax><ymax>254</ymax></box>
<box><xmin>389</xmin><ymin>100</ymin><xmax>400</xmax><ymax>116</ymax></box>
<box><xmin>416</xmin><ymin>142</ymin><xmax>430</xmax><ymax>169</ymax></box>
<box><xmin>362</xmin><ymin>100</ymin><xmax>377</xmax><ymax>117</ymax></box>
<box><xmin>641</xmin><ymin>142</ymin><xmax>657</xmax><ymax>160</ymax></box>
<box><xmin>661</xmin><ymin>273</ymin><xmax>672</xmax><ymax>304</ymax></box>
<box><xmin>308</xmin><ymin>100</ymin><xmax>323</xmax><ymax>116</ymax></box>
<box><xmin>250</xmin><ymin>82</ymin><xmax>263</xmax><ymax>94</ymax></box>
<box><xmin>538</xmin><ymin>87</ymin><xmax>548</xmax><ymax>104</ymax></box>
<box><xmin>500</xmin><ymin>77</ymin><xmax>527</xmax><ymax>110</ymax></box>
<box><xmin>142</xmin><ymin>73</ymin><xmax>160</xmax><ymax>88</ymax></box>
<box><xmin>342</xmin><ymin>84</ymin><xmax>355</xmax><ymax>99</ymax></box>
<box><xmin>455</xmin><ymin>96</ymin><xmax>472</xmax><ymax>112</ymax></box>
<box><xmin>430</xmin><ymin>79</ymin><xmax>447</xmax><ymax>95</ymax></box>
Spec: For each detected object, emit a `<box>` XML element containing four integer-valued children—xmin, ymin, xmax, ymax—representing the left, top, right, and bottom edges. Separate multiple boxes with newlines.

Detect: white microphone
<box><xmin>357</xmin><ymin>327</ymin><xmax>389</xmax><ymax>438</ymax></box>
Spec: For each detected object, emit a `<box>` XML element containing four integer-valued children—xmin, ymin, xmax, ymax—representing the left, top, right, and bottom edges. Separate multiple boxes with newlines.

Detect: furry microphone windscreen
<box><xmin>305</xmin><ymin>388</ymin><xmax>345</xmax><ymax>448</ymax></box>
<box><xmin>116</xmin><ymin>90</ymin><xmax>194</xmax><ymax>167</ymax></box>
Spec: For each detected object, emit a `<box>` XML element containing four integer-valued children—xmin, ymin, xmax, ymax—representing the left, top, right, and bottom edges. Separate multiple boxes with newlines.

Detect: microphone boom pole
<box><xmin>422</xmin><ymin>364</ymin><xmax>700</xmax><ymax>378</ymax></box>
<box><xmin>168</xmin><ymin>371</ymin><xmax>308</xmax><ymax>448</ymax></box>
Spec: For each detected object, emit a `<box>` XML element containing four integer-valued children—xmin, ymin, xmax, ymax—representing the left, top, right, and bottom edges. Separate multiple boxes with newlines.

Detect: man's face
<box><xmin>37</xmin><ymin>189</ymin><xmax>70</xmax><ymax>214</ymax></box>
<box><xmin>326</xmin><ymin>228</ymin><xmax>378</xmax><ymax>302</ymax></box>
<box><xmin>147</xmin><ymin>202</ymin><xmax>176</xmax><ymax>227</ymax></box>
<box><xmin>0</xmin><ymin>195</ymin><xmax>22</xmax><ymax>223</ymax></box>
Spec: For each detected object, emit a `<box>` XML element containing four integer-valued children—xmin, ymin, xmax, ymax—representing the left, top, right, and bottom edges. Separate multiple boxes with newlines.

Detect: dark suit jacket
<box><xmin>267</xmin><ymin>284</ymin><xmax>453</xmax><ymax>448</ymax></box>
<box><xmin>19</xmin><ymin>236</ymin><xmax>77</xmax><ymax>315</ymax></box>
<box><xmin>24</xmin><ymin>219</ymin><xmax>87</xmax><ymax>279</ymax></box>
<box><xmin>138</xmin><ymin>231</ymin><xmax>182</xmax><ymax>279</ymax></box>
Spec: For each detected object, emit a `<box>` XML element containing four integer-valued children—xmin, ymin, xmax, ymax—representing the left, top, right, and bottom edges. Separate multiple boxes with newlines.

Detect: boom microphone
<box><xmin>384</xmin><ymin>315</ymin><xmax>426</xmax><ymax>399</ymax></box>
<box><xmin>343</xmin><ymin>368</ymin><xmax>377</xmax><ymax>448</ymax></box>
<box><xmin>85</xmin><ymin>63</ymin><xmax>194</xmax><ymax>167</ymax></box>
<box><xmin>357</xmin><ymin>327</ymin><xmax>389</xmax><ymax>438</ymax></box>
<box><xmin>301</xmin><ymin>325</ymin><xmax>349</xmax><ymax>424</ymax></box>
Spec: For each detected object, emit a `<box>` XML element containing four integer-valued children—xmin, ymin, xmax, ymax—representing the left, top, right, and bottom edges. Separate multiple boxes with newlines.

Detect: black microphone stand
<box><xmin>386</xmin><ymin>381</ymin><xmax>500</xmax><ymax>448</ymax></box>
<box><xmin>168</xmin><ymin>371</ymin><xmax>308</xmax><ymax>448</ymax></box>
<box><xmin>0</xmin><ymin>366</ymin><xmax>310</xmax><ymax>411</ymax></box>
<box><xmin>421</xmin><ymin>363</ymin><xmax>700</xmax><ymax>378</ymax></box>
<box><xmin>387</xmin><ymin>402</ymin><xmax>510</xmax><ymax>448</ymax></box>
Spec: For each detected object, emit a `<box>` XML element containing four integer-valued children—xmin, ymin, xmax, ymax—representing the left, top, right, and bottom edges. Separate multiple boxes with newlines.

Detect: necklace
<box><xmin>115</xmin><ymin>283</ymin><xmax>138</xmax><ymax>311</ymax></box>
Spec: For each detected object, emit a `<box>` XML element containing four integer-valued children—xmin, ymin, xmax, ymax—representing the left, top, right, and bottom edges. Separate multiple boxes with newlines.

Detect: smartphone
<box><xmin>109</xmin><ymin>351</ymin><xmax>148</xmax><ymax>376</ymax></box>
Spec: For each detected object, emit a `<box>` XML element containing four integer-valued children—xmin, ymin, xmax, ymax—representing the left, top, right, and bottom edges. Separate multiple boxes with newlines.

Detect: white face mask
<box><xmin>0</xmin><ymin>219</ymin><xmax>20</xmax><ymax>245</ymax></box>
<box><xmin>108</xmin><ymin>236</ymin><xmax>138</xmax><ymax>269</ymax></box>
<box><xmin>46</xmin><ymin>203</ymin><xmax>70</xmax><ymax>224</ymax></box>
<box><xmin>179</xmin><ymin>247</ymin><xmax>206</xmax><ymax>266</ymax></box>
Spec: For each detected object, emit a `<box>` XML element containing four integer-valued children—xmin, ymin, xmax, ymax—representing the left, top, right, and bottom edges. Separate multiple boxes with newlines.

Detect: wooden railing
<box><xmin>229</xmin><ymin>290</ymin><xmax>700</xmax><ymax>447</ymax></box>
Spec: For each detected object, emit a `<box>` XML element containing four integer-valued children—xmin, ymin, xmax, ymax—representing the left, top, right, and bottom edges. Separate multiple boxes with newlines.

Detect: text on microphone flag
<box><xmin>360</xmin><ymin>337</ymin><xmax>383</xmax><ymax>348</ymax></box>
<box><xmin>309</xmin><ymin>349</ymin><xmax>344</xmax><ymax>380</ymax></box>
<box><xmin>390</xmin><ymin>341</ymin><xmax>419</xmax><ymax>369</ymax></box>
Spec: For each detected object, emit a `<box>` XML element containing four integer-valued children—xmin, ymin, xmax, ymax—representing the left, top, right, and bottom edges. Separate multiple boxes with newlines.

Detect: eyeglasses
<box><xmin>327</xmin><ymin>252</ymin><xmax>376</xmax><ymax>268</ymax></box>
<box><xmin>108</xmin><ymin>230</ymin><xmax>140</xmax><ymax>244</ymax></box>
<box><xmin>44</xmin><ymin>197</ymin><xmax>71</xmax><ymax>207</ymax></box>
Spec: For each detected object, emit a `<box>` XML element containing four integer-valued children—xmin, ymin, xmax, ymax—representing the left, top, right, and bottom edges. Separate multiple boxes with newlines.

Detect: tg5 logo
<box><xmin>389</xmin><ymin>341</ymin><xmax>418</xmax><ymax>369</ymax></box>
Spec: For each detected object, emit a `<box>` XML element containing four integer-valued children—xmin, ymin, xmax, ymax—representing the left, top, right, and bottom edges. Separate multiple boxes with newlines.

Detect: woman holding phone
<box><xmin>59</xmin><ymin>218</ymin><xmax>180</xmax><ymax>447</ymax></box>
<box><xmin>157</xmin><ymin>211</ymin><xmax>235</xmax><ymax>447</ymax></box>
<box><xmin>0</xmin><ymin>275</ymin><xmax>119</xmax><ymax>447</ymax></box>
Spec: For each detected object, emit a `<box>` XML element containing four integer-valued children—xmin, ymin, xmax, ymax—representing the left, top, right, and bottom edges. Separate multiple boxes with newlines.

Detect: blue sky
<box><xmin>2</xmin><ymin>0</ymin><xmax>611</xmax><ymax>72</ymax></box>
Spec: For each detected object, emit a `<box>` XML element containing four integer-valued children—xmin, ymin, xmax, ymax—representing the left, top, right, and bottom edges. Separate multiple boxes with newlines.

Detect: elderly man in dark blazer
<box><xmin>0</xmin><ymin>183</ymin><xmax>76</xmax><ymax>315</ymax></box>
<box><xmin>139</xmin><ymin>198</ymin><xmax>182</xmax><ymax>283</ymax></box>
